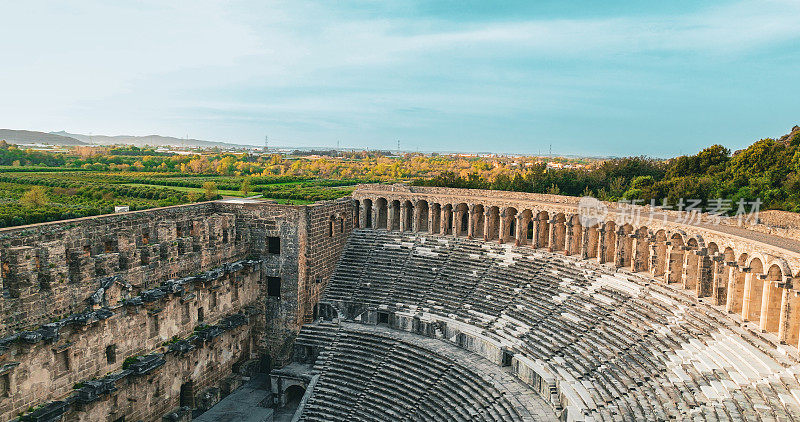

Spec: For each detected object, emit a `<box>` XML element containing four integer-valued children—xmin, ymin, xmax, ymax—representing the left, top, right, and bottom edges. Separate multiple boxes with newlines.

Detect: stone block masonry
<box><xmin>0</xmin><ymin>197</ymin><xmax>355</xmax><ymax>421</ymax></box>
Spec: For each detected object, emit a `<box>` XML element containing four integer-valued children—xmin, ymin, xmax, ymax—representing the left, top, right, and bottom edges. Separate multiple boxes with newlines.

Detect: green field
<box><xmin>0</xmin><ymin>171</ymin><xmax>353</xmax><ymax>228</ymax></box>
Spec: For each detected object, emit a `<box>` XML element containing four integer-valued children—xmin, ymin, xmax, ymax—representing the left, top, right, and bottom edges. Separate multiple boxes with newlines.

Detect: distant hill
<box><xmin>51</xmin><ymin>131</ymin><xmax>255</xmax><ymax>149</ymax></box>
<box><xmin>0</xmin><ymin>129</ymin><xmax>86</xmax><ymax>145</ymax></box>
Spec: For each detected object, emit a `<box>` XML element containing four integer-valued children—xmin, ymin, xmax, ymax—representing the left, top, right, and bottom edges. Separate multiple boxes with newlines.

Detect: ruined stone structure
<box><xmin>5</xmin><ymin>184</ymin><xmax>800</xmax><ymax>421</ymax></box>
<box><xmin>287</xmin><ymin>184</ymin><xmax>800</xmax><ymax>421</ymax></box>
<box><xmin>352</xmin><ymin>184</ymin><xmax>800</xmax><ymax>347</ymax></box>
<box><xmin>0</xmin><ymin>198</ymin><xmax>352</xmax><ymax>421</ymax></box>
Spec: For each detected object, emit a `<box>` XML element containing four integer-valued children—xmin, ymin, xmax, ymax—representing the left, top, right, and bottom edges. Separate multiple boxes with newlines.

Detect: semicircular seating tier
<box><xmin>319</xmin><ymin>228</ymin><xmax>800</xmax><ymax>421</ymax></box>
<box><xmin>293</xmin><ymin>322</ymin><xmax>552</xmax><ymax>421</ymax></box>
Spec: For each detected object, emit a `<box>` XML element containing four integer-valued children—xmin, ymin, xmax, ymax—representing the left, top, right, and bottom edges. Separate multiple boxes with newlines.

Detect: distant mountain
<box><xmin>0</xmin><ymin>129</ymin><xmax>86</xmax><ymax>145</ymax></box>
<box><xmin>51</xmin><ymin>131</ymin><xmax>255</xmax><ymax>149</ymax></box>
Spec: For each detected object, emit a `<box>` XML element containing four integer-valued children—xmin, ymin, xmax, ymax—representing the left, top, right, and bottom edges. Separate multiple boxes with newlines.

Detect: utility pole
<box><xmin>264</xmin><ymin>135</ymin><xmax>269</xmax><ymax>153</ymax></box>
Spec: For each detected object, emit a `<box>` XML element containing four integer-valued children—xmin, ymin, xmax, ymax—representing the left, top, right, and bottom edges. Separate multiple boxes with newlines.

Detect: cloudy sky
<box><xmin>1</xmin><ymin>0</ymin><xmax>799</xmax><ymax>156</ymax></box>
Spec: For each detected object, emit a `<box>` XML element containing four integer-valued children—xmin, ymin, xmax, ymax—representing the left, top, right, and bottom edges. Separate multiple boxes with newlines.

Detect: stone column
<box><xmin>597</xmin><ymin>229</ymin><xmax>607</xmax><ymax>263</ymax></box>
<box><xmin>515</xmin><ymin>215</ymin><xmax>524</xmax><ymax>246</ymax></box>
<box><xmin>453</xmin><ymin>207</ymin><xmax>461</xmax><ymax>237</ymax></box>
<box><xmin>532</xmin><ymin>218</ymin><xmax>541</xmax><ymax>248</ymax></box>
<box><xmin>580</xmin><ymin>226</ymin><xmax>590</xmax><ymax>259</ymax></box>
<box><xmin>483</xmin><ymin>211</ymin><xmax>491</xmax><ymax>241</ymax></box>
<box><xmin>710</xmin><ymin>256</ymin><xmax>725</xmax><ymax>305</ymax></box>
<box><xmin>663</xmin><ymin>244</ymin><xmax>674</xmax><ymax>282</ymax></box>
<box><xmin>440</xmin><ymin>207</ymin><xmax>448</xmax><ymax>235</ymax></box>
<box><xmin>358</xmin><ymin>202</ymin><xmax>366</xmax><ymax>228</ymax></box>
<box><xmin>387</xmin><ymin>202</ymin><xmax>396</xmax><ymax>231</ymax></box>
<box><xmin>613</xmin><ymin>230</ymin><xmax>626</xmax><ymax>268</ymax></box>
<box><xmin>412</xmin><ymin>203</ymin><xmax>421</xmax><ymax>233</ymax></box>
<box><xmin>498</xmin><ymin>212</ymin><xmax>507</xmax><ymax>244</ymax></box>
<box><xmin>467</xmin><ymin>208</ymin><xmax>475</xmax><ymax>239</ymax></box>
<box><xmin>759</xmin><ymin>277</ymin><xmax>774</xmax><ymax>332</ymax></box>
<box><xmin>428</xmin><ymin>209</ymin><xmax>435</xmax><ymax>235</ymax></box>
<box><xmin>399</xmin><ymin>203</ymin><xmax>408</xmax><ymax>232</ymax></box>
<box><xmin>564</xmin><ymin>222</ymin><xmax>574</xmax><ymax>256</ymax></box>
<box><xmin>741</xmin><ymin>268</ymin><xmax>754</xmax><ymax>321</ymax></box>
<box><xmin>631</xmin><ymin>235</ymin><xmax>648</xmax><ymax>273</ymax></box>
<box><xmin>695</xmin><ymin>252</ymin><xmax>712</xmax><ymax>298</ymax></box>
<box><xmin>649</xmin><ymin>241</ymin><xmax>660</xmax><ymax>277</ymax></box>
<box><xmin>777</xmin><ymin>279</ymin><xmax>797</xmax><ymax>345</ymax></box>
<box><xmin>725</xmin><ymin>264</ymin><xmax>740</xmax><ymax>313</ymax></box>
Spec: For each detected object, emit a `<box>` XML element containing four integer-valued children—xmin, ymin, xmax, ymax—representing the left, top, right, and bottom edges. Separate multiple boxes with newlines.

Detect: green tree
<box><xmin>20</xmin><ymin>186</ymin><xmax>48</xmax><ymax>207</ymax></box>
<box><xmin>240</xmin><ymin>177</ymin><xmax>252</xmax><ymax>196</ymax></box>
<box><xmin>202</xmin><ymin>182</ymin><xmax>218</xmax><ymax>200</ymax></box>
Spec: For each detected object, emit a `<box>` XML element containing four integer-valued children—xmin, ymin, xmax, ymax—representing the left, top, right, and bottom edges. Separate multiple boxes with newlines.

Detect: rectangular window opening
<box><xmin>268</xmin><ymin>237</ymin><xmax>280</xmax><ymax>254</ymax></box>
<box><xmin>106</xmin><ymin>345</ymin><xmax>117</xmax><ymax>364</ymax></box>
<box><xmin>267</xmin><ymin>277</ymin><xmax>281</xmax><ymax>298</ymax></box>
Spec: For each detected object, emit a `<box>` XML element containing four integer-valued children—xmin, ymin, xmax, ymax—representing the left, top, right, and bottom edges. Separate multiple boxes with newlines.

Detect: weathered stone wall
<box><xmin>2</xmin><ymin>261</ymin><xmax>260</xmax><ymax>422</ymax></box>
<box><xmin>0</xmin><ymin>197</ymin><xmax>357</xmax><ymax>421</ymax></box>
<box><xmin>300</xmin><ymin>199</ymin><xmax>354</xmax><ymax>324</ymax></box>
<box><xmin>0</xmin><ymin>202</ymin><xmax>246</xmax><ymax>337</ymax></box>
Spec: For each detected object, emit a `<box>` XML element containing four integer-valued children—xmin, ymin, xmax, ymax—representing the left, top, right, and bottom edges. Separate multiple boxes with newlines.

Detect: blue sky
<box><xmin>1</xmin><ymin>0</ymin><xmax>799</xmax><ymax>156</ymax></box>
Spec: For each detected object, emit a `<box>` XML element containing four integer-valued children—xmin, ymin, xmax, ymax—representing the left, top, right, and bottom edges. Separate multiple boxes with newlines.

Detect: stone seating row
<box><xmin>323</xmin><ymin>229</ymin><xmax>800</xmax><ymax>421</ymax></box>
<box><xmin>296</xmin><ymin>324</ymin><xmax>527</xmax><ymax>422</ymax></box>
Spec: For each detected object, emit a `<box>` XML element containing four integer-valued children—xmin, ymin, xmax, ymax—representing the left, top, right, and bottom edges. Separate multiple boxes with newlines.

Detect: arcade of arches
<box><xmin>353</xmin><ymin>188</ymin><xmax>800</xmax><ymax>350</ymax></box>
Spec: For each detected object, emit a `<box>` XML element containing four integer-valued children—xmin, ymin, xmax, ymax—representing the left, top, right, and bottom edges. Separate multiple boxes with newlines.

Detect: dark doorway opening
<box><xmin>180</xmin><ymin>380</ymin><xmax>195</xmax><ymax>408</ymax></box>
<box><xmin>502</xmin><ymin>351</ymin><xmax>513</xmax><ymax>367</ymax></box>
<box><xmin>268</xmin><ymin>277</ymin><xmax>281</xmax><ymax>298</ymax></box>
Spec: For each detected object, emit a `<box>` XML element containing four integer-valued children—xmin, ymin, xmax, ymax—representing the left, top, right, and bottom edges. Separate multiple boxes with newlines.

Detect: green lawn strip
<box><xmin>121</xmin><ymin>183</ymin><xmax>246</xmax><ymax>197</ymax></box>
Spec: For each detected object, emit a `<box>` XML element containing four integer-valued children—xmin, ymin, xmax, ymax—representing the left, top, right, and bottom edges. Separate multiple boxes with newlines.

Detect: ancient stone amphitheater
<box><xmin>3</xmin><ymin>184</ymin><xmax>800</xmax><ymax>421</ymax></box>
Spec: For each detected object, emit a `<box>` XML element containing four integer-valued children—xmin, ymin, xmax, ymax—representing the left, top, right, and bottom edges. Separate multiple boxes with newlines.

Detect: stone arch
<box><xmin>375</xmin><ymin>198</ymin><xmax>388</xmax><ymax>229</ymax></box>
<box><xmin>585</xmin><ymin>224</ymin><xmax>600</xmax><ymax>259</ymax></box>
<box><xmin>716</xmin><ymin>246</ymin><xmax>735</xmax><ymax>305</ymax></box>
<box><xmin>429</xmin><ymin>203</ymin><xmax>441</xmax><ymax>234</ymax></box>
<box><xmin>551</xmin><ymin>213</ymin><xmax>567</xmax><ymax>253</ymax></box>
<box><xmin>327</xmin><ymin>215</ymin><xmax>336</xmax><ymax>237</ymax></box>
<box><xmin>652</xmin><ymin>230</ymin><xmax>668</xmax><ymax>277</ymax></box>
<box><xmin>536</xmin><ymin>211</ymin><xmax>550</xmax><ymax>248</ymax></box>
<box><xmin>567</xmin><ymin>214</ymin><xmax>582</xmax><ymax>256</ymax></box>
<box><xmin>486</xmin><ymin>206</ymin><xmax>500</xmax><ymax>241</ymax></box>
<box><xmin>442</xmin><ymin>204</ymin><xmax>453</xmax><ymax>235</ymax></box>
<box><xmin>743</xmin><ymin>257</ymin><xmax>764</xmax><ymax>323</ymax></box>
<box><xmin>728</xmin><ymin>253</ymin><xmax>749</xmax><ymax>315</ymax></box>
<box><xmin>667</xmin><ymin>233</ymin><xmax>685</xmax><ymax>283</ymax></box>
<box><xmin>632</xmin><ymin>226</ymin><xmax>650</xmax><ymax>272</ymax></box>
<box><xmin>390</xmin><ymin>200</ymin><xmax>401</xmax><ymax>231</ymax></box>
<box><xmin>501</xmin><ymin>207</ymin><xmax>518</xmax><ymax>244</ymax></box>
<box><xmin>616</xmin><ymin>223</ymin><xmax>634</xmax><ymax>268</ymax></box>
<box><xmin>354</xmin><ymin>199</ymin><xmax>361</xmax><ymax>228</ymax></box>
<box><xmin>454</xmin><ymin>203</ymin><xmax>469</xmax><ymax>236</ymax></box>
<box><xmin>471</xmin><ymin>204</ymin><xmax>485</xmax><ymax>239</ymax></box>
<box><xmin>518</xmin><ymin>209</ymin><xmax>534</xmax><ymax>246</ymax></box>
<box><xmin>683</xmin><ymin>237</ymin><xmax>700</xmax><ymax>291</ymax></box>
<box><xmin>703</xmin><ymin>242</ymin><xmax>720</xmax><ymax>300</ymax></box>
<box><xmin>602</xmin><ymin>221</ymin><xmax>616</xmax><ymax>264</ymax></box>
<box><xmin>416</xmin><ymin>200</ymin><xmax>429</xmax><ymax>233</ymax></box>
<box><xmin>363</xmin><ymin>199</ymin><xmax>373</xmax><ymax>228</ymax></box>
<box><xmin>761</xmin><ymin>264</ymin><xmax>784</xmax><ymax>333</ymax></box>
<box><xmin>402</xmin><ymin>200</ymin><xmax>414</xmax><ymax>232</ymax></box>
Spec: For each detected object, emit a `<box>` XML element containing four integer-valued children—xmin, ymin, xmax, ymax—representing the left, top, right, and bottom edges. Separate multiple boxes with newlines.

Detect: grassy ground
<box><xmin>122</xmin><ymin>183</ymin><xmax>314</xmax><ymax>204</ymax></box>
